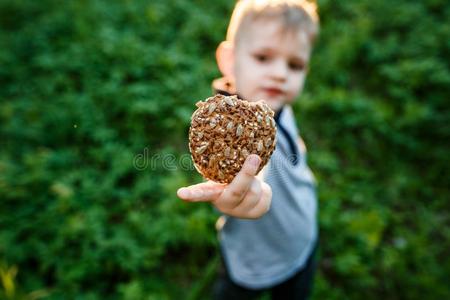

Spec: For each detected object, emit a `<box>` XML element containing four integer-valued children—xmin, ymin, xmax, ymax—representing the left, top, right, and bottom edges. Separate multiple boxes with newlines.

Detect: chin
<box><xmin>268</xmin><ymin>102</ymin><xmax>284</xmax><ymax>112</ymax></box>
<box><xmin>256</xmin><ymin>100</ymin><xmax>282</xmax><ymax>112</ymax></box>
<box><xmin>245</xmin><ymin>94</ymin><xmax>286</xmax><ymax>111</ymax></box>
<box><xmin>262</xmin><ymin>98</ymin><xmax>286</xmax><ymax>112</ymax></box>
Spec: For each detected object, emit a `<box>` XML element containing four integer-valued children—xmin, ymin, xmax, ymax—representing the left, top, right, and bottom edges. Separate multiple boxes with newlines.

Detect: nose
<box><xmin>269</xmin><ymin>59</ymin><xmax>288</xmax><ymax>82</ymax></box>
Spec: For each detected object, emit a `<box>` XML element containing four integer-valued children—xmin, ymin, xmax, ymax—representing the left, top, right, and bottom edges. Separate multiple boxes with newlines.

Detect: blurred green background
<box><xmin>1</xmin><ymin>0</ymin><xmax>449</xmax><ymax>299</ymax></box>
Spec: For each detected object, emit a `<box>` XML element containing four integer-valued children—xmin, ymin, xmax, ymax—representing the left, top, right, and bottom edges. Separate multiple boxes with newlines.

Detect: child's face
<box><xmin>233</xmin><ymin>20</ymin><xmax>311</xmax><ymax>111</ymax></box>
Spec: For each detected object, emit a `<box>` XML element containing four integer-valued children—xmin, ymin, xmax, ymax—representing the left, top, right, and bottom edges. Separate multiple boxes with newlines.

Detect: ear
<box><xmin>216</xmin><ymin>41</ymin><xmax>235</xmax><ymax>79</ymax></box>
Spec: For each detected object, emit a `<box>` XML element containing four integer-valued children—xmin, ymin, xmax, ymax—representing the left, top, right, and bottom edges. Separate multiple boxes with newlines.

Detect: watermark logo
<box><xmin>133</xmin><ymin>147</ymin><xmax>194</xmax><ymax>171</ymax></box>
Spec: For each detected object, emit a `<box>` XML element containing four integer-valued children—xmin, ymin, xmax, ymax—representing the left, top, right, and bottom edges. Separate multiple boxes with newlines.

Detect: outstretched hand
<box><xmin>177</xmin><ymin>154</ymin><xmax>272</xmax><ymax>219</ymax></box>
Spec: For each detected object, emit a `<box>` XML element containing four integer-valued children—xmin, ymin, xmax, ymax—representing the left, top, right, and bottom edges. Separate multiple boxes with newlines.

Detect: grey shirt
<box><xmin>218</xmin><ymin>105</ymin><xmax>318</xmax><ymax>289</ymax></box>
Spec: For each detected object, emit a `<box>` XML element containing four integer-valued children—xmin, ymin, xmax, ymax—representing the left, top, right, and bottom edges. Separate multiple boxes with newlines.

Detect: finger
<box><xmin>230</xmin><ymin>179</ymin><xmax>262</xmax><ymax>214</ymax></box>
<box><xmin>246</xmin><ymin>182</ymin><xmax>272</xmax><ymax>219</ymax></box>
<box><xmin>219</xmin><ymin>155</ymin><xmax>261</xmax><ymax>206</ymax></box>
<box><xmin>177</xmin><ymin>181</ymin><xmax>225</xmax><ymax>202</ymax></box>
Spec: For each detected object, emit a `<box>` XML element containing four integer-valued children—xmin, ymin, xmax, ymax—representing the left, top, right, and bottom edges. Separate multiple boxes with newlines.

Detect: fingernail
<box><xmin>248</xmin><ymin>155</ymin><xmax>261</xmax><ymax>170</ymax></box>
<box><xmin>177</xmin><ymin>188</ymin><xmax>190</xmax><ymax>198</ymax></box>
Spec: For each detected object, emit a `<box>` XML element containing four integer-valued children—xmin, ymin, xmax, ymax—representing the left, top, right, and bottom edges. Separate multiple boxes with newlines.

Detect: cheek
<box><xmin>289</xmin><ymin>73</ymin><xmax>306</xmax><ymax>96</ymax></box>
<box><xmin>235</xmin><ymin>63</ymin><xmax>260</xmax><ymax>93</ymax></box>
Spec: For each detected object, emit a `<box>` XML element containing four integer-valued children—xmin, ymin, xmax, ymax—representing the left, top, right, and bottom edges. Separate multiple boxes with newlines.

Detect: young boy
<box><xmin>177</xmin><ymin>0</ymin><xmax>319</xmax><ymax>298</ymax></box>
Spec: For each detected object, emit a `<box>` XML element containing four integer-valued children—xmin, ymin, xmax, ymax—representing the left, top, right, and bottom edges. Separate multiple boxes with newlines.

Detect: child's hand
<box><xmin>177</xmin><ymin>155</ymin><xmax>272</xmax><ymax>219</ymax></box>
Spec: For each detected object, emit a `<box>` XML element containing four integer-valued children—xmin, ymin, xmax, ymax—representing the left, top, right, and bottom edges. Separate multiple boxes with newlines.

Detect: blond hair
<box><xmin>226</xmin><ymin>0</ymin><xmax>319</xmax><ymax>45</ymax></box>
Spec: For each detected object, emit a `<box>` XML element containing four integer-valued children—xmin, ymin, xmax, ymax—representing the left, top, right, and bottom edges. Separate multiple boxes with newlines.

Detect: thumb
<box><xmin>240</xmin><ymin>154</ymin><xmax>262</xmax><ymax>177</ymax></box>
<box><xmin>229</xmin><ymin>154</ymin><xmax>261</xmax><ymax>189</ymax></box>
<box><xmin>218</xmin><ymin>154</ymin><xmax>262</xmax><ymax>205</ymax></box>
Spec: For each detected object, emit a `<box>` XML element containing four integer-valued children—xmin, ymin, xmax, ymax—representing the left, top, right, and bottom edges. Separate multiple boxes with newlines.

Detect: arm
<box><xmin>177</xmin><ymin>154</ymin><xmax>272</xmax><ymax>219</ymax></box>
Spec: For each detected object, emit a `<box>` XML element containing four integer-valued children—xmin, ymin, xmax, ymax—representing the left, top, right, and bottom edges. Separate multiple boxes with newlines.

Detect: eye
<box><xmin>288</xmin><ymin>60</ymin><xmax>306</xmax><ymax>71</ymax></box>
<box><xmin>253</xmin><ymin>53</ymin><xmax>270</xmax><ymax>63</ymax></box>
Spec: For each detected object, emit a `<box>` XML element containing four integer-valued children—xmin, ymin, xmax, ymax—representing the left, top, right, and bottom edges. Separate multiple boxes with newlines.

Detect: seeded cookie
<box><xmin>189</xmin><ymin>94</ymin><xmax>277</xmax><ymax>184</ymax></box>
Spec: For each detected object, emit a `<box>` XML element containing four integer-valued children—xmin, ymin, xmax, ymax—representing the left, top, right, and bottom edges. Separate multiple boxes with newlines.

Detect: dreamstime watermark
<box><xmin>133</xmin><ymin>147</ymin><xmax>303</xmax><ymax>171</ymax></box>
<box><xmin>133</xmin><ymin>147</ymin><xmax>195</xmax><ymax>171</ymax></box>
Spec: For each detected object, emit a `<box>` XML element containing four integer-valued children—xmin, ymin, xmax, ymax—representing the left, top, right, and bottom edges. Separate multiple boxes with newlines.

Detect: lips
<box><xmin>263</xmin><ymin>87</ymin><xmax>284</xmax><ymax>97</ymax></box>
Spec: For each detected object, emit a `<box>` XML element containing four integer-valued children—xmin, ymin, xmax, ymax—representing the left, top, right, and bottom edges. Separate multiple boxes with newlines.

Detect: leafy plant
<box><xmin>1</xmin><ymin>0</ymin><xmax>448</xmax><ymax>299</ymax></box>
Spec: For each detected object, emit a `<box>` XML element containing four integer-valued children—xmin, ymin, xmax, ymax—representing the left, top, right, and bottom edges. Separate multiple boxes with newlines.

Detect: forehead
<box><xmin>237</xmin><ymin>19</ymin><xmax>311</xmax><ymax>58</ymax></box>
